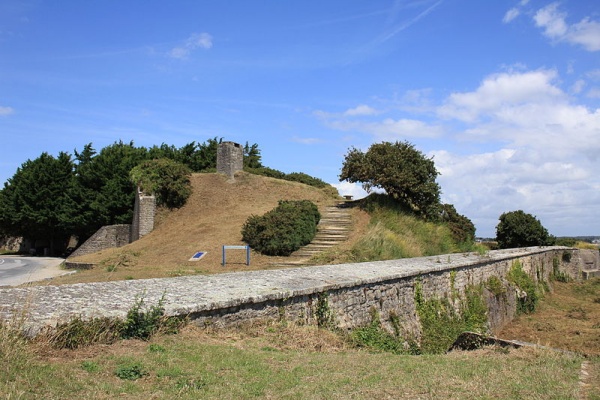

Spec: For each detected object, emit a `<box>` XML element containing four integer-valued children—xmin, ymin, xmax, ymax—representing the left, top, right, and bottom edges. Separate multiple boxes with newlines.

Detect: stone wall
<box><xmin>2</xmin><ymin>247</ymin><xmax>594</xmax><ymax>338</ymax></box>
<box><xmin>67</xmin><ymin>224</ymin><xmax>131</xmax><ymax>260</ymax></box>
<box><xmin>67</xmin><ymin>191</ymin><xmax>155</xmax><ymax>261</ymax></box>
<box><xmin>217</xmin><ymin>141</ymin><xmax>244</xmax><ymax>178</ymax></box>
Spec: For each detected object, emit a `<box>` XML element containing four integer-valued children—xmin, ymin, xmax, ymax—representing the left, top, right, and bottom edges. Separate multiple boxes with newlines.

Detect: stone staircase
<box><xmin>270</xmin><ymin>203</ymin><xmax>352</xmax><ymax>267</ymax></box>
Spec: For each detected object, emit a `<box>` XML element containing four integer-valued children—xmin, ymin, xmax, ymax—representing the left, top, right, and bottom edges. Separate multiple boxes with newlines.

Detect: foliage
<box><xmin>316</xmin><ymin>292</ymin><xmax>335</xmax><ymax>328</ymax></box>
<box><xmin>485</xmin><ymin>276</ymin><xmax>506</xmax><ymax>296</ymax></box>
<box><xmin>115</xmin><ymin>361</ymin><xmax>148</xmax><ymax>380</ymax></box>
<box><xmin>340</xmin><ymin>141</ymin><xmax>441</xmax><ymax>219</ymax></box>
<box><xmin>241</xmin><ymin>200</ymin><xmax>320</xmax><ymax>256</ymax></box>
<box><xmin>243</xmin><ymin>142</ymin><xmax>263</xmax><ymax>169</ymax></box>
<box><xmin>121</xmin><ymin>294</ymin><xmax>168</xmax><ymax>340</ymax></box>
<box><xmin>0</xmin><ymin>152</ymin><xmax>83</xmax><ymax>254</ymax></box>
<box><xmin>244</xmin><ymin>166</ymin><xmax>335</xmax><ymax>193</ymax></box>
<box><xmin>346</xmin><ymin>194</ymin><xmax>461</xmax><ymax>261</ymax></box>
<box><xmin>0</xmin><ymin>138</ymin><xmax>264</xmax><ymax>252</ymax></box>
<box><xmin>130</xmin><ymin>158</ymin><xmax>192</xmax><ymax>209</ymax></box>
<box><xmin>415</xmin><ymin>281</ymin><xmax>488</xmax><ymax>354</ymax></box>
<box><xmin>551</xmin><ymin>257</ymin><xmax>571</xmax><ymax>282</ymax></box>
<box><xmin>47</xmin><ymin>317</ymin><xmax>123</xmax><ymax>349</ymax></box>
<box><xmin>45</xmin><ymin>294</ymin><xmax>180</xmax><ymax>349</ymax></box>
<box><xmin>507</xmin><ymin>260</ymin><xmax>539</xmax><ymax>314</ymax></box>
<box><xmin>439</xmin><ymin>203</ymin><xmax>476</xmax><ymax>244</ymax></box>
<box><xmin>350</xmin><ymin>316</ymin><xmax>409</xmax><ymax>355</ymax></box>
<box><xmin>285</xmin><ymin>172</ymin><xmax>329</xmax><ymax>188</ymax></box>
<box><xmin>495</xmin><ymin>210</ymin><xmax>553</xmax><ymax>249</ymax></box>
<box><xmin>554</xmin><ymin>237</ymin><xmax>577</xmax><ymax>247</ymax></box>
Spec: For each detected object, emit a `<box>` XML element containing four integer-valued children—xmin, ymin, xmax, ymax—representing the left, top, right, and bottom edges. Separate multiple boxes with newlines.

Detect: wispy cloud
<box><xmin>343</xmin><ymin>104</ymin><xmax>380</xmax><ymax>117</ymax></box>
<box><xmin>534</xmin><ymin>3</ymin><xmax>600</xmax><ymax>51</ymax></box>
<box><xmin>502</xmin><ymin>0</ymin><xmax>530</xmax><ymax>24</ymax></box>
<box><xmin>378</xmin><ymin>0</ymin><xmax>443</xmax><ymax>43</ymax></box>
<box><xmin>291</xmin><ymin>136</ymin><xmax>323</xmax><ymax>145</ymax></box>
<box><xmin>169</xmin><ymin>32</ymin><xmax>213</xmax><ymax>60</ymax></box>
<box><xmin>503</xmin><ymin>8</ymin><xmax>520</xmax><ymax>24</ymax></box>
<box><xmin>0</xmin><ymin>106</ymin><xmax>14</xmax><ymax>116</ymax></box>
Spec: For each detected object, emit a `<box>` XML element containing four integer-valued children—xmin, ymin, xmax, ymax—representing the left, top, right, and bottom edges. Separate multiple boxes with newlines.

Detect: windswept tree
<box><xmin>340</xmin><ymin>141</ymin><xmax>441</xmax><ymax>219</ymax></box>
<box><xmin>495</xmin><ymin>210</ymin><xmax>553</xmax><ymax>249</ymax></box>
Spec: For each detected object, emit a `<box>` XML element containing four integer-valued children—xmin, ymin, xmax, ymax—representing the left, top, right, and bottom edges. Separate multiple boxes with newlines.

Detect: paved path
<box><xmin>0</xmin><ymin>256</ymin><xmax>69</xmax><ymax>287</ymax></box>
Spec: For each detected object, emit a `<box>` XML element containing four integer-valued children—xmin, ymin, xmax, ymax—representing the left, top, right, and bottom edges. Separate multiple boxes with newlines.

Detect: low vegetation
<box><xmin>242</xmin><ymin>200</ymin><xmax>320</xmax><ymax>256</ymax></box>
<box><xmin>0</xmin><ymin>319</ymin><xmax>589</xmax><ymax>399</ymax></box>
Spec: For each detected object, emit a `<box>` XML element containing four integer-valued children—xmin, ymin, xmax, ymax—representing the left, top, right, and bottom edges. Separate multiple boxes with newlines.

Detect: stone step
<box><xmin>312</xmin><ymin>238</ymin><xmax>348</xmax><ymax>244</ymax></box>
<box><xmin>268</xmin><ymin>204</ymin><xmax>352</xmax><ymax>267</ymax></box>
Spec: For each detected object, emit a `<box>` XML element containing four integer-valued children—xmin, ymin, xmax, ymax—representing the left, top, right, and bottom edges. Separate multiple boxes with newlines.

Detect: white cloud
<box><xmin>169</xmin><ymin>32</ymin><xmax>213</xmax><ymax>60</ymax></box>
<box><xmin>0</xmin><ymin>106</ymin><xmax>14</xmax><ymax>116</ymax></box>
<box><xmin>316</xmin><ymin>68</ymin><xmax>600</xmax><ymax>236</ymax></box>
<box><xmin>344</xmin><ymin>104</ymin><xmax>379</xmax><ymax>117</ymax></box>
<box><xmin>534</xmin><ymin>3</ymin><xmax>600</xmax><ymax>51</ymax></box>
<box><xmin>325</xmin><ymin>117</ymin><xmax>443</xmax><ymax>139</ymax></box>
<box><xmin>331</xmin><ymin>181</ymin><xmax>370</xmax><ymax>200</ymax></box>
<box><xmin>503</xmin><ymin>8</ymin><xmax>520</xmax><ymax>24</ymax></box>
<box><xmin>291</xmin><ymin>136</ymin><xmax>322</xmax><ymax>145</ymax></box>
<box><xmin>438</xmin><ymin>69</ymin><xmax>563</xmax><ymax>122</ymax></box>
<box><xmin>571</xmin><ymin>79</ymin><xmax>585</xmax><ymax>94</ymax></box>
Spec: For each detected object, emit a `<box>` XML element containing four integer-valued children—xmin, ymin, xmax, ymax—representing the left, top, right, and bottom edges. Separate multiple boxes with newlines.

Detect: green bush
<box><xmin>285</xmin><ymin>172</ymin><xmax>329</xmax><ymax>188</ymax></box>
<box><xmin>242</xmin><ymin>200</ymin><xmax>320</xmax><ymax>256</ymax></box>
<box><xmin>130</xmin><ymin>158</ymin><xmax>192</xmax><ymax>209</ymax></box>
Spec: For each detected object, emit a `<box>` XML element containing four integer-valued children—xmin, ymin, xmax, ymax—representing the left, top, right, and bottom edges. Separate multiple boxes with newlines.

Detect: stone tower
<box><xmin>131</xmin><ymin>188</ymin><xmax>156</xmax><ymax>242</ymax></box>
<box><xmin>217</xmin><ymin>141</ymin><xmax>244</xmax><ymax>179</ymax></box>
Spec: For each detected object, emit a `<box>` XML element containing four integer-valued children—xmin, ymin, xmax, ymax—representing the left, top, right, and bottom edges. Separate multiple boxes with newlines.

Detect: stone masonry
<box><xmin>1</xmin><ymin>247</ymin><xmax>594</xmax><ymax>339</ymax></box>
<box><xmin>68</xmin><ymin>190</ymin><xmax>155</xmax><ymax>260</ymax></box>
<box><xmin>217</xmin><ymin>141</ymin><xmax>244</xmax><ymax>179</ymax></box>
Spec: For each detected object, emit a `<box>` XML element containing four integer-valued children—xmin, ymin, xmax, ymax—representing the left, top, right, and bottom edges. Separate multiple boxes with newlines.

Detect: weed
<box><xmin>47</xmin><ymin>316</ymin><xmax>123</xmax><ymax>349</ymax></box>
<box><xmin>121</xmin><ymin>293</ymin><xmax>167</xmax><ymax>340</ymax></box>
<box><xmin>115</xmin><ymin>361</ymin><xmax>148</xmax><ymax>380</ymax></box>
<box><xmin>551</xmin><ymin>257</ymin><xmax>571</xmax><ymax>282</ymax></box>
<box><xmin>415</xmin><ymin>282</ymin><xmax>488</xmax><ymax>354</ymax></box>
<box><xmin>316</xmin><ymin>292</ymin><xmax>334</xmax><ymax>328</ymax></box>
<box><xmin>106</xmin><ymin>264</ymin><xmax>117</xmax><ymax>272</ymax></box>
<box><xmin>349</xmin><ymin>310</ymin><xmax>411</xmax><ymax>355</ymax></box>
<box><xmin>507</xmin><ymin>260</ymin><xmax>539</xmax><ymax>314</ymax></box>
<box><xmin>485</xmin><ymin>276</ymin><xmax>506</xmax><ymax>296</ymax></box>
<box><xmin>148</xmin><ymin>343</ymin><xmax>166</xmax><ymax>353</ymax></box>
<box><xmin>81</xmin><ymin>361</ymin><xmax>100</xmax><ymax>373</ymax></box>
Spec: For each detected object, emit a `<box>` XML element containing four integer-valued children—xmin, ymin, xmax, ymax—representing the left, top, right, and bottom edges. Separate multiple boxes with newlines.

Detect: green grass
<box><xmin>345</xmin><ymin>198</ymin><xmax>472</xmax><ymax>262</ymax></box>
<box><xmin>0</xmin><ymin>322</ymin><xmax>590</xmax><ymax>399</ymax></box>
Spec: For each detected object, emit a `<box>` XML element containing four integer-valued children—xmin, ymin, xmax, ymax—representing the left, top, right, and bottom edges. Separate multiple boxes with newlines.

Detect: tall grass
<box><xmin>348</xmin><ymin>196</ymin><xmax>460</xmax><ymax>262</ymax></box>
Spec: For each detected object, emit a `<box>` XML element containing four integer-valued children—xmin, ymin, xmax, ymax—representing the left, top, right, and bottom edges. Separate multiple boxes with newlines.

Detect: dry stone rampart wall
<box><xmin>1</xmin><ymin>247</ymin><xmax>592</xmax><ymax>338</ymax></box>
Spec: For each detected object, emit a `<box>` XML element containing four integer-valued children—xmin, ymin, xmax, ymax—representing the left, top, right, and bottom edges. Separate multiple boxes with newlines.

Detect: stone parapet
<box><xmin>0</xmin><ymin>247</ymin><xmax>590</xmax><ymax>337</ymax></box>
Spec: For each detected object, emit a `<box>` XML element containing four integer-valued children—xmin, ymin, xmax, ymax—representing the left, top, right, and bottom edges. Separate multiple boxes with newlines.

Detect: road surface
<box><xmin>0</xmin><ymin>256</ymin><xmax>68</xmax><ymax>287</ymax></box>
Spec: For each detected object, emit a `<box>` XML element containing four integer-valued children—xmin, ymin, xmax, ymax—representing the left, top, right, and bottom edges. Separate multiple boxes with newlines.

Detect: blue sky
<box><xmin>1</xmin><ymin>0</ymin><xmax>599</xmax><ymax>238</ymax></box>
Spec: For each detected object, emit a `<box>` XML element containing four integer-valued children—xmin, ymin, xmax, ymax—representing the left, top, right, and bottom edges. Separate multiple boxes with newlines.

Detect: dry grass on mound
<box><xmin>57</xmin><ymin>172</ymin><xmax>348</xmax><ymax>284</ymax></box>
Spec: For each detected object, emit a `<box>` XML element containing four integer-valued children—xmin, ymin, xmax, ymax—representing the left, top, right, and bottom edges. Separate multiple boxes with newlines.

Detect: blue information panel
<box><xmin>188</xmin><ymin>251</ymin><xmax>206</xmax><ymax>261</ymax></box>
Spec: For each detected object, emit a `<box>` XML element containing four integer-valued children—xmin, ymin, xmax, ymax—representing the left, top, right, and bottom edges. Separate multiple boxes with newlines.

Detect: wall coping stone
<box><xmin>0</xmin><ymin>246</ymin><xmax>572</xmax><ymax>334</ymax></box>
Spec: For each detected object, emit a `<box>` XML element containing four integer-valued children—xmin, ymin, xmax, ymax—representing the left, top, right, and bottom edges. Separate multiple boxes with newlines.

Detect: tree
<box><xmin>0</xmin><ymin>152</ymin><xmax>81</xmax><ymax>254</ymax></box>
<box><xmin>440</xmin><ymin>204</ymin><xmax>476</xmax><ymax>244</ymax></box>
<box><xmin>340</xmin><ymin>141</ymin><xmax>441</xmax><ymax>219</ymax></box>
<box><xmin>495</xmin><ymin>210</ymin><xmax>552</xmax><ymax>249</ymax></box>
<box><xmin>243</xmin><ymin>142</ymin><xmax>263</xmax><ymax>169</ymax></box>
<box><xmin>130</xmin><ymin>159</ymin><xmax>192</xmax><ymax>209</ymax></box>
